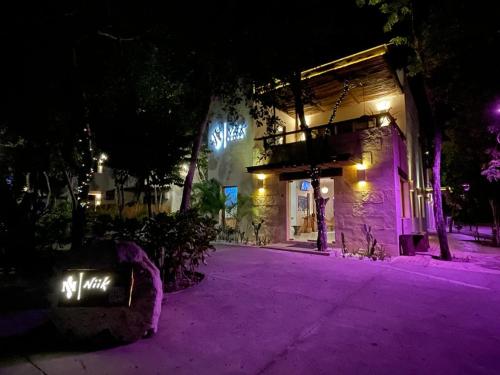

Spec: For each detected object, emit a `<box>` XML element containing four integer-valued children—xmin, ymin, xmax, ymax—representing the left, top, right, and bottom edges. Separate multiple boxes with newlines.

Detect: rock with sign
<box><xmin>50</xmin><ymin>240</ymin><xmax>163</xmax><ymax>344</ymax></box>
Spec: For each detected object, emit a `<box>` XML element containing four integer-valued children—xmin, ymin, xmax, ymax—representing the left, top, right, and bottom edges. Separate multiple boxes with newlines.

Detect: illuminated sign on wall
<box><xmin>58</xmin><ymin>268</ymin><xmax>133</xmax><ymax>307</ymax></box>
<box><xmin>209</xmin><ymin>121</ymin><xmax>247</xmax><ymax>151</ymax></box>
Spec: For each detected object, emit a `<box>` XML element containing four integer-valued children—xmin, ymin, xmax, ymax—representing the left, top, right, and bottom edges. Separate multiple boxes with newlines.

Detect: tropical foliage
<box><xmin>192</xmin><ymin>179</ymin><xmax>226</xmax><ymax>219</ymax></box>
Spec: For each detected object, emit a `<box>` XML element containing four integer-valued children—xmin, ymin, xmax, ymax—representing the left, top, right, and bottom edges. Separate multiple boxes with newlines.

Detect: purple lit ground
<box><xmin>2</xmin><ymin>238</ymin><xmax>500</xmax><ymax>374</ymax></box>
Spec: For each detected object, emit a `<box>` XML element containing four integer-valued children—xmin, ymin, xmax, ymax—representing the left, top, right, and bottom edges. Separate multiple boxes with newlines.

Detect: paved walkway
<box><xmin>1</xmin><ymin>245</ymin><xmax>500</xmax><ymax>374</ymax></box>
<box><xmin>394</xmin><ymin>231</ymin><xmax>500</xmax><ymax>274</ymax></box>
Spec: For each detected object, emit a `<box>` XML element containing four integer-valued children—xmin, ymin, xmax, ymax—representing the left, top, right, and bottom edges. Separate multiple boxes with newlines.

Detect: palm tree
<box><xmin>192</xmin><ymin>178</ymin><xmax>226</xmax><ymax>220</ymax></box>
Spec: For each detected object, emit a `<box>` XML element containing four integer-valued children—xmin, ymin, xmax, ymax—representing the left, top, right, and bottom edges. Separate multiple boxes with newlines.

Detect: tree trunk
<box><xmin>291</xmin><ymin>72</ymin><xmax>329</xmax><ymax>252</ymax></box>
<box><xmin>70</xmin><ymin>205</ymin><xmax>86</xmax><ymax>250</ymax></box>
<box><xmin>145</xmin><ymin>178</ymin><xmax>153</xmax><ymax>218</ymax></box>
<box><xmin>489</xmin><ymin>199</ymin><xmax>500</xmax><ymax>247</ymax></box>
<box><xmin>117</xmin><ymin>186</ymin><xmax>123</xmax><ymax>219</ymax></box>
<box><xmin>432</xmin><ymin>126</ymin><xmax>452</xmax><ymax>260</ymax></box>
<box><xmin>64</xmin><ymin>171</ymin><xmax>86</xmax><ymax>250</ymax></box>
<box><xmin>0</xmin><ymin>180</ymin><xmax>35</xmax><ymax>264</ymax></box>
<box><xmin>311</xmin><ymin>167</ymin><xmax>329</xmax><ymax>251</ymax></box>
<box><xmin>154</xmin><ymin>185</ymin><xmax>158</xmax><ymax>214</ymax></box>
<box><xmin>180</xmin><ymin>95</ymin><xmax>215</xmax><ymax>212</ymax></box>
<box><xmin>448</xmin><ymin>210</ymin><xmax>453</xmax><ymax>233</ymax></box>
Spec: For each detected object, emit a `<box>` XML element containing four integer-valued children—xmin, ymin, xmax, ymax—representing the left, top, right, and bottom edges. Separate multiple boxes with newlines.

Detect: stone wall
<box><xmin>252</xmin><ymin>174</ymin><xmax>287</xmax><ymax>243</ymax></box>
<box><xmin>334</xmin><ymin>125</ymin><xmax>402</xmax><ymax>256</ymax></box>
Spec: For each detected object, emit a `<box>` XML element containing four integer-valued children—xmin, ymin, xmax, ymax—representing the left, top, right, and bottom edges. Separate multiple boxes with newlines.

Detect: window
<box><xmin>224</xmin><ymin>186</ymin><xmax>238</xmax><ymax>218</ymax></box>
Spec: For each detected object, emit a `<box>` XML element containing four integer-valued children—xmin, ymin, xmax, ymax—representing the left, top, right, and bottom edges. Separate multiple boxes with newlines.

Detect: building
<box><xmin>207</xmin><ymin>45</ymin><xmax>430</xmax><ymax>256</ymax></box>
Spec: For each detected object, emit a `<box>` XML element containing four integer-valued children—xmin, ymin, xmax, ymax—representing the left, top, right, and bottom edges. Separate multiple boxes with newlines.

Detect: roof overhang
<box><xmin>246</xmin><ymin>156</ymin><xmax>356</xmax><ymax>175</ymax></box>
<box><xmin>257</xmin><ymin>44</ymin><xmax>403</xmax><ymax>116</ymax></box>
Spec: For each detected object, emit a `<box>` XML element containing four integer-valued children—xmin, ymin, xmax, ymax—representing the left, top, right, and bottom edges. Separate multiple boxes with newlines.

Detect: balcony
<box><xmin>247</xmin><ymin>113</ymin><xmax>396</xmax><ymax>179</ymax></box>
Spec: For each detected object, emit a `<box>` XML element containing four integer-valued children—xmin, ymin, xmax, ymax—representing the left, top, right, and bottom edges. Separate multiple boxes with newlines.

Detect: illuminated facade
<box><xmin>208</xmin><ymin>45</ymin><xmax>429</xmax><ymax>255</ymax></box>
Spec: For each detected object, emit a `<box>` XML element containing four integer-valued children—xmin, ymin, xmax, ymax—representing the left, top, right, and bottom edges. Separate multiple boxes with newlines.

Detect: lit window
<box><xmin>224</xmin><ymin>186</ymin><xmax>238</xmax><ymax>218</ymax></box>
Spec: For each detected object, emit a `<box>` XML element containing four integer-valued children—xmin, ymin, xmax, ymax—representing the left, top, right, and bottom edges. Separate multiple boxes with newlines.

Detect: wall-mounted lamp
<box><xmin>357</xmin><ymin>169</ymin><xmax>367</xmax><ymax>182</ymax></box>
<box><xmin>257</xmin><ymin>174</ymin><xmax>265</xmax><ymax>192</ymax></box>
<box><xmin>321</xmin><ymin>186</ymin><xmax>329</xmax><ymax>194</ymax></box>
<box><xmin>356</xmin><ymin>163</ymin><xmax>366</xmax><ymax>182</ymax></box>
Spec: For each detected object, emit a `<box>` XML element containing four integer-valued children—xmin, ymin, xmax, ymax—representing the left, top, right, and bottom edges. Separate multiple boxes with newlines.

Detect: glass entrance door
<box><xmin>288</xmin><ymin>179</ymin><xmax>335</xmax><ymax>242</ymax></box>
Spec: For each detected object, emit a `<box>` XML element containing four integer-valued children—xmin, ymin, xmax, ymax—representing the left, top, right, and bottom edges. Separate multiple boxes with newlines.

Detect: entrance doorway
<box><xmin>288</xmin><ymin>179</ymin><xmax>335</xmax><ymax>243</ymax></box>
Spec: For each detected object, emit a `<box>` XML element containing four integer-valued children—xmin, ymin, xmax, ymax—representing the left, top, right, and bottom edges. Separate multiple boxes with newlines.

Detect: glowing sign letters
<box><xmin>58</xmin><ymin>268</ymin><xmax>132</xmax><ymax>307</ymax></box>
<box><xmin>209</xmin><ymin>121</ymin><xmax>247</xmax><ymax>151</ymax></box>
<box><xmin>61</xmin><ymin>272</ymin><xmax>112</xmax><ymax>301</ymax></box>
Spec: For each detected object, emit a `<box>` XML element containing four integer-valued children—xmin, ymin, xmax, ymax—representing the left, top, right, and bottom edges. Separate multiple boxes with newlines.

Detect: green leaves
<box><xmin>192</xmin><ymin>178</ymin><xmax>226</xmax><ymax>219</ymax></box>
<box><xmin>389</xmin><ymin>36</ymin><xmax>409</xmax><ymax>46</ymax></box>
<box><xmin>113</xmin><ymin>209</ymin><xmax>217</xmax><ymax>284</ymax></box>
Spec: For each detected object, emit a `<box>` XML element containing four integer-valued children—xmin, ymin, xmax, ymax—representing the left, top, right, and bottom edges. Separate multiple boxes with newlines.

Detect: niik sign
<box><xmin>58</xmin><ymin>268</ymin><xmax>133</xmax><ymax>307</ymax></box>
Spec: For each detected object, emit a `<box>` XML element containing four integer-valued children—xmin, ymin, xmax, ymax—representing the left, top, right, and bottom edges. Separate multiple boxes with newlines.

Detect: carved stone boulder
<box><xmin>50</xmin><ymin>240</ymin><xmax>163</xmax><ymax>344</ymax></box>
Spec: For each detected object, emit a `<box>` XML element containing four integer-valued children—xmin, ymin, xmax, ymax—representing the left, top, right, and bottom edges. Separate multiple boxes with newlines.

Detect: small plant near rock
<box><xmin>340</xmin><ymin>230</ymin><xmax>390</xmax><ymax>261</ymax></box>
<box><xmin>362</xmin><ymin>224</ymin><xmax>377</xmax><ymax>258</ymax></box>
<box><xmin>251</xmin><ymin>219</ymin><xmax>264</xmax><ymax>245</ymax></box>
<box><xmin>340</xmin><ymin>232</ymin><xmax>349</xmax><ymax>256</ymax></box>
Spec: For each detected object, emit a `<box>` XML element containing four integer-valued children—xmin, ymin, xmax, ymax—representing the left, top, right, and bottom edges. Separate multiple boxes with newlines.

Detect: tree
<box><xmin>0</xmin><ymin>3</ymin><xmax>102</xmax><ymax>251</ymax></box>
<box><xmin>482</xmin><ymin>104</ymin><xmax>500</xmax><ymax>246</ymax></box>
<box><xmin>360</xmin><ymin>0</ymin><xmax>452</xmax><ymax>259</ymax></box>
<box><xmin>360</xmin><ymin>0</ymin><xmax>500</xmax><ymax>257</ymax></box>
<box><xmin>227</xmin><ymin>193</ymin><xmax>257</xmax><ymax>241</ymax></box>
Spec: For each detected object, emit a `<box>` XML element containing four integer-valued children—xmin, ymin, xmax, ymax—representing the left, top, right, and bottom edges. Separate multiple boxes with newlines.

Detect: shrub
<box><xmin>113</xmin><ymin>209</ymin><xmax>217</xmax><ymax>286</ymax></box>
<box><xmin>35</xmin><ymin>201</ymin><xmax>72</xmax><ymax>250</ymax></box>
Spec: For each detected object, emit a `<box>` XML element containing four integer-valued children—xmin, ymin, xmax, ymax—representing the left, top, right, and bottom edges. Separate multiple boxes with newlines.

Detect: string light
<box><xmin>73</xmin><ymin>123</ymin><xmax>97</xmax><ymax>206</ymax></box>
<box><xmin>328</xmin><ymin>80</ymin><xmax>352</xmax><ymax>125</ymax></box>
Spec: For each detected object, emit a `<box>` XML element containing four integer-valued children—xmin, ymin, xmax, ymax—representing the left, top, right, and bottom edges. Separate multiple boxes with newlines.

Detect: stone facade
<box><xmin>253</xmin><ymin>175</ymin><xmax>287</xmax><ymax>243</ymax></box>
<box><xmin>334</xmin><ymin>126</ymin><xmax>404</xmax><ymax>256</ymax></box>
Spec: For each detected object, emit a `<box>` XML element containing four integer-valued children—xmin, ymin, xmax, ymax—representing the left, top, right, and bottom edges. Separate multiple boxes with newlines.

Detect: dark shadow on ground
<box><xmin>0</xmin><ymin>317</ymin><xmax>134</xmax><ymax>360</ymax></box>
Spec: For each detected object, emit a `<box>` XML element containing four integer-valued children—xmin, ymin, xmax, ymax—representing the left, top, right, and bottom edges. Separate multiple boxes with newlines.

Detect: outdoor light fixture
<box><xmin>379</xmin><ymin>115</ymin><xmax>390</xmax><ymax>127</ymax></box>
<box><xmin>357</xmin><ymin>169</ymin><xmax>367</xmax><ymax>182</ymax></box>
<box><xmin>356</xmin><ymin>163</ymin><xmax>366</xmax><ymax>183</ymax></box>
<box><xmin>375</xmin><ymin>100</ymin><xmax>390</xmax><ymax>112</ymax></box>
<box><xmin>257</xmin><ymin>174</ymin><xmax>265</xmax><ymax>192</ymax></box>
<box><xmin>95</xmin><ymin>193</ymin><xmax>102</xmax><ymax>206</ymax></box>
<box><xmin>97</xmin><ymin>153</ymin><xmax>108</xmax><ymax>173</ymax></box>
<box><xmin>321</xmin><ymin>186</ymin><xmax>329</xmax><ymax>194</ymax></box>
